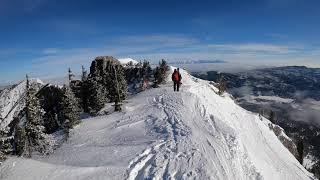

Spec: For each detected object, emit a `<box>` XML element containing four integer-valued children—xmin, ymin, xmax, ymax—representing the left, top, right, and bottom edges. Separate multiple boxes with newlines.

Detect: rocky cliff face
<box><xmin>89</xmin><ymin>56</ymin><xmax>122</xmax><ymax>78</ymax></box>
<box><xmin>89</xmin><ymin>56</ymin><xmax>127</xmax><ymax>101</ymax></box>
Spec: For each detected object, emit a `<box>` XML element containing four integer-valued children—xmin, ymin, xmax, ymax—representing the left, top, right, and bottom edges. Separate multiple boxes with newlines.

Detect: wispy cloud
<box><xmin>42</xmin><ymin>48</ymin><xmax>59</xmax><ymax>55</ymax></box>
<box><xmin>208</xmin><ymin>43</ymin><xmax>300</xmax><ymax>54</ymax></box>
<box><xmin>31</xmin><ymin>36</ymin><xmax>320</xmax><ymax>68</ymax></box>
<box><xmin>113</xmin><ymin>34</ymin><xmax>199</xmax><ymax>51</ymax></box>
<box><xmin>3</xmin><ymin>34</ymin><xmax>320</xmax><ymax>84</ymax></box>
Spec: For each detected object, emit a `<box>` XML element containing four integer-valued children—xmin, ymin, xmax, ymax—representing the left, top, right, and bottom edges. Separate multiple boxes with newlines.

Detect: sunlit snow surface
<box><xmin>0</xmin><ymin>68</ymin><xmax>315</xmax><ymax>180</ymax></box>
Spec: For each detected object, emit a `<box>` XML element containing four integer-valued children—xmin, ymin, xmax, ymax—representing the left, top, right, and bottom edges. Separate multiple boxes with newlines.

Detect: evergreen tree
<box><xmin>108</xmin><ymin>64</ymin><xmax>127</xmax><ymax>103</ymax></box>
<box><xmin>0</xmin><ymin>135</ymin><xmax>13</xmax><ymax>162</ymax></box>
<box><xmin>61</xmin><ymin>86</ymin><xmax>80</xmax><ymax>136</ymax></box>
<box><xmin>154</xmin><ymin>59</ymin><xmax>169</xmax><ymax>86</ymax></box>
<box><xmin>39</xmin><ymin>86</ymin><xmax>64</xmax><ymax>134</ymax></box>
<box><xmin>142</xmin><ymin>60</ymin><xmax>152</xmax><ymax>78</ymax></box>
<box><xmin>14</xmin><ymin>122</ymin><xmax>27</xmax><ymax>156</ymax></box>
<box><xmin>153</xmin><ymin>67</ymin><xmax>161</xmax><ymax>87</ymax></box>
<box><xmin>68</xmin><ymin>68</ymin><xmax>75</xmax><ymax>84</ymax></box>
<box><xmin>80</xmin><ymin>80</ymin><xmax>90</xmax><ymax>113</ymax></box>
<box><xmin>87</xmin><ymin>77</ymin><xmax>108</xmax><ymax>114</ymax></box>
<box><xmin>24</xmin><ymin>75</ymin><xmax>50</xmax><ymax>157</ymax></box>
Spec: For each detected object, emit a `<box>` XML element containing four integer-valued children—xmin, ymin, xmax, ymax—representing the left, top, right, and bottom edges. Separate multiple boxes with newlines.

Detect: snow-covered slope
<box><xmin>0</xmin><ymin>69</ymin><xmax>315</xmax><ymax>180</ymax></box>
<box><xmin>0</xmin><ymin>81</ymin><xmax>26</xmax><ymax>132</ymax></box>
<box><xmin>0</xmin><ymin>79</ymin><xmax>43</xmax><ymax>132</ymax></box>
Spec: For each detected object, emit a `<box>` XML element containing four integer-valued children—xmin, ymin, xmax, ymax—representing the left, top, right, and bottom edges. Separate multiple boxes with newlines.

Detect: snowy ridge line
<box><xmin>124</xmin><ymin>67</ymin><xmax>315</xmax><ymax>180</ymax></box>
<box><xmin>0</xmin><ymin>67</ymin><xmax>316</xmax><ymax>180</ymax></box>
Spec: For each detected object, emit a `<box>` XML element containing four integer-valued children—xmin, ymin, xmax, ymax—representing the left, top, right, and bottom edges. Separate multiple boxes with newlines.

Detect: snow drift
<box><xmin>0</xmin><ymin>68</ymin><xmax>315</xmax><ymax>180</ymax></box>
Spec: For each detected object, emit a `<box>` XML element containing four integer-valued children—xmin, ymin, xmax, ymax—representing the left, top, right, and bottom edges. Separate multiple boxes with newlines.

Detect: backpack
<box><xmin>173</xmin><ymin>71</ymin><xmax>180</xmax><ymax>81</ymax></box>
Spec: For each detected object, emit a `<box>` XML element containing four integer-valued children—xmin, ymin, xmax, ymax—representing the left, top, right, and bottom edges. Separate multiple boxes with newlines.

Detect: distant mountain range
<box><xmin>171</xmin><ymin>59</ymin><xmax>227</xmax><ymax>64</ymax></box>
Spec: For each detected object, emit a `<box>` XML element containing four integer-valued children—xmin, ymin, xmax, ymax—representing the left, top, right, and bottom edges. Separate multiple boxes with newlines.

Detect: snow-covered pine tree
<box><xmin>153</xmin><ymin>59</ymin><xmax>169</xmax><ymax>86</ymax></box>
<box><xmin>0</xmin><ymin>134</ymin><xmax>13</xmax><ymax>162</ymax></box>
<box><xmin>159</xmin><ymin>59</ymin><xmax>169</xmax><ymax>82</ymax></box>
<box><xmin>24</xmin><ymin>75</ymin><xmax>51</xmax><ymax>157</ymax></box>
<box><xmin>142</xmin><ymin>60</ymin><xmax>152</xmax><ymax>80</ymax></box>
<box><xmin>61</xmin><ymin>86</ymin><xmax>80</xmax><ymax>135</ymax></box>
<box><xmin>84</xmin><ymin>58</ymin><xmax>109</xmax><ymax>114</ymax></box>
<box><xmin>153</xmin><ymin>67</ymin><xmax>161</xmax><ymax>87</ymax></box>
<box><xmin>138</xmin><ymin>60</ymin><xmax>152</xmax><ymax>91</ymax></box>
<box><xmin>86</xmin><ymin>77</ymin><xmax>108</xmax><ymax>114</ymax></box>
<box><xmin>80</xmin><ymin>80</ymin><xmax>89</xmax><ymax>113</ymax></box>
<box><xmin>108</xmin><ymin>64</ymin><xmax>127</xmax><ymax>103</ymax></box>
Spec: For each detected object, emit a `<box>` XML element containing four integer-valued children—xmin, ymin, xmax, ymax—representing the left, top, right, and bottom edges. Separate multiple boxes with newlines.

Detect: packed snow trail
<box><xmin>0</xmin><ymin>68</ymin><xmax>315</xmax><ymax>180</ymax></box>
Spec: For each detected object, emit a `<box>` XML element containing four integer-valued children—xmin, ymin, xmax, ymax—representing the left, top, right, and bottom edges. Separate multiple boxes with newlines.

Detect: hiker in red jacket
<box><xmin>172</xmin><ymin>68</ymin><xmax>182</xmax><ymax>91</ymax></box>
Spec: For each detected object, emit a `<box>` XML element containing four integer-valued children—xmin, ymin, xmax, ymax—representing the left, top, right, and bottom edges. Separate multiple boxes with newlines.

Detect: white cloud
<box><xmin>208</xmin><ymin>43</ymin><xmax>298</xmax><ymax>54</ymax></box>
<box><xmin>114</xmin><ymin>34</ymin><xmax>199</xmax><ymax>48</ymax></box>
<box><xmin>17</xmin><ymin>34</ymin><xmax>320</xmax><ymax>80</ymax></box>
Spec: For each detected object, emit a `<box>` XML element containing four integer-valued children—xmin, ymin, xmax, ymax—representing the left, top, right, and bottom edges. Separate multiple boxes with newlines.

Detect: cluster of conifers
<box><xmin>0</xmin><ymin>56</ymin><xmax>169</xmax><ymax>161</ymax></box>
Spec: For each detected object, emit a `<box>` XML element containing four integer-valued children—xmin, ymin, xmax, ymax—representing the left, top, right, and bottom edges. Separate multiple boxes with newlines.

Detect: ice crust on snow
<box><xmin>0</xmin><ymin>68</ymin><xmax>315</xmax><ymax>180</ymax></box>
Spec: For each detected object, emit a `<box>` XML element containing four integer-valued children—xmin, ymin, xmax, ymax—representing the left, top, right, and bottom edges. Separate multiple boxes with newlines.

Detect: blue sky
<box><xmin>0</xmin><ymin>0</ymin><xmax>320</xmax><ymax>84</ymax></box>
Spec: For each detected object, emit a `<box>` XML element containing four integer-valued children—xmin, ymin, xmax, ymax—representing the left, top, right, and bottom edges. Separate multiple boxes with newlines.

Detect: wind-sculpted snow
<box><xmin>0</xmin><ymin>68</ymin><xmax>315</xmax><ymax>180</ymax></box>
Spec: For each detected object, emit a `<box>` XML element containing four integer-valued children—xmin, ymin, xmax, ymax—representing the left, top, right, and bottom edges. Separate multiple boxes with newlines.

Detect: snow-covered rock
<box><xmin>118</xmin><ymin>58</ymin><xmax>139</xmax><ymax>66</ymax></box>
<box><xmin>0</xmin><ymin>69</ymin><xmax>316</xmax><ymax>180</ymax></box>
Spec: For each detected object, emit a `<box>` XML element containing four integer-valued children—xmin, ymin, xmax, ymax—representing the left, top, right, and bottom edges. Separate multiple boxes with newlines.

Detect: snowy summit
<box><xmin>0</xmin><ymin>67</ymin><xmax>315</xmax><ymax>180</ymax></box>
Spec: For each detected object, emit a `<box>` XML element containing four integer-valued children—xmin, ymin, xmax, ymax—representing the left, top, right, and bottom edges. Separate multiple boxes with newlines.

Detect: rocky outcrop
<box><xmin>89</xmin><ymin>56</ymin><xmax>122</xmax><ymax>78</ymax></box>
<box><xmin>268</xmin><ymin>123</ymin><xmax>299</xmax><ymax>159</ymax></box>
<box><xmin>80</xmin><ymin>56</ymin><xmax>127</xmax><ymax>113</ymax></box>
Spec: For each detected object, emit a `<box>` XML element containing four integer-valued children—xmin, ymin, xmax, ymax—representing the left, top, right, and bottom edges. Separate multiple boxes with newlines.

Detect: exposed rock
<box><xmin>269</xmin><ymin>123</ymin><xmax>299</xmax><ymax>159</ymax></box>
<box><xmin>90</xmin><ymin>56</ymin><xmax>121</xmax><ymax>77</ymax></box>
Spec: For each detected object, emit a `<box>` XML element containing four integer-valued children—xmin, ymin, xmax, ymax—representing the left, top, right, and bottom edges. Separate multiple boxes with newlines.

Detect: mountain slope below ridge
<box><xmin>0</xmin><ymin>68</ymin><xmax>315</xmax><ymax>180</ymax></box>
<box><xmin>0</xmin><ymin>79</ymin><xmax>43</xmax><ymax>131</ymax></box>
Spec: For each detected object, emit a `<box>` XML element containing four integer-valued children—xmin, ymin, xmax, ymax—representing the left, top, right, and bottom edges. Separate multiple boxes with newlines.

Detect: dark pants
<box><xmin>174</xmin><ymin>81</ymin><xmax>180</xmax><ymax>91</ymax></box>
